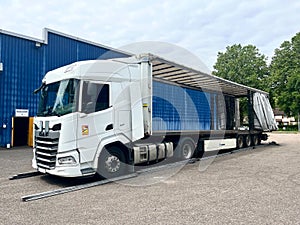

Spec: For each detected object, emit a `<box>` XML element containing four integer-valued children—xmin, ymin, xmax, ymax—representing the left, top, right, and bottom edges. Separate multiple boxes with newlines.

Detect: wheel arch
<box><xmin>93</xmin><ymin>135</ymin><xmax>131</xmax><ymax>170</ymax></box>
<box><xmin>95</xmin><ymin>141</ymin><xmax>131</xmax><ymax>179</ymax></box>
<box><xmin>103</xmin><ymin>141</ymin><xmax>131</xmax><ymax>164</ymax></box>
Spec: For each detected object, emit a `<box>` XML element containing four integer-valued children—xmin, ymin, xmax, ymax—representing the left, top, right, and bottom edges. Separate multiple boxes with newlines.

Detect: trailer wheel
<box><xmin>252</xmin><ymin>135</ymin><xmax>259</xmax><ymax>146</ymax></box>
<box><xmin>178</xmin><ymin>139</ymin><xmax>195</xmax><ymax>160</ymax></box>
<box><xmin>257</xmin><ymin>136</ymin><xmax>262</xmax><ymax>145</ymax></box>
<box><xmin>237</xmin><ymin>135</ymin><xmax>244</xmax><ymax>149</ymax></box>
<box><xmin>97</xmin><ymin>146</ymin><xmax>128</xmax><ymax>179</ymax></box>
<box><xmin>244</xmin><ymin>134</ymin><xmax>252</xmax><ymax>147</ymax></box>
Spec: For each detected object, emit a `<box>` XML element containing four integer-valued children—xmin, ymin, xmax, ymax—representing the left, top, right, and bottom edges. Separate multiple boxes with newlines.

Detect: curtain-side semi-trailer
<box><xmin>32</xmin><ymin>54</ymin><xmax>277</xmax><ymax>178</ymax></box>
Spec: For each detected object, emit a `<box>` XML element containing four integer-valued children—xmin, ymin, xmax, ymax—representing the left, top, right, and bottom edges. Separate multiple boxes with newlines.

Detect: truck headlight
<box><xmin>58</xmin><ymin>156</ymin><xmax>77</xmax><ymax>165</ymax></box>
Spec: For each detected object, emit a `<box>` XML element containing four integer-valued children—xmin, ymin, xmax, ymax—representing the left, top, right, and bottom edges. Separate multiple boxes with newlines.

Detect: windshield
<box><xmin>37</xmin><ymin>79</ymin><xmax>79</xmax><ymax>117</ymax></box>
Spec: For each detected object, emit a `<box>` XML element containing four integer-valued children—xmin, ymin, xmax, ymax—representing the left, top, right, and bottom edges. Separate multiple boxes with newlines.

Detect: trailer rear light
<box><xmin>58</xmin><ymin>156</ymin><xmax>77</xmax><ymax>165</ymax></box>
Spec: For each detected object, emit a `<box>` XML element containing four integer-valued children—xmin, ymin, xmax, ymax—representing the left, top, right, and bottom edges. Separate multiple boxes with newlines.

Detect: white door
<box><xmin>77</xmin><ymin>81</ymin><xmax>114</xmax><ymax>164</ymax></box>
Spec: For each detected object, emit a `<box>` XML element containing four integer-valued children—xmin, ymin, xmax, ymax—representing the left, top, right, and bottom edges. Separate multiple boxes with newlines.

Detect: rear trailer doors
<box><xmin>253</xmin><ymin>92</ymin><xmax>277</xmax><ymax>131</ymax></box>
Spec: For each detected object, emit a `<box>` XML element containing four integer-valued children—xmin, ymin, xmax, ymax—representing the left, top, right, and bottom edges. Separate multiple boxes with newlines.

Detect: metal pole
<box><xmin>247</xmin><ymin>90</ymin><xmax>254</xmax><ymax>130</ymax></box>
<box><xmin>235</xmin><ymin>98</ymin><xmax>240</xmax><ymax>130</ymax></box>
<box><xmin>298</xmin><ymin>113</ymin><xmax>300</xmax><ymax>132</ymax></box>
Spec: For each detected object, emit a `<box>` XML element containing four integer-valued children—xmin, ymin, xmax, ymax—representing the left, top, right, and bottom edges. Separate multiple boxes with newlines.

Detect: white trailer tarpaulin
<box><xmin>253</xmin><ymin>92</ymin><xmax>278</xmax><ymax>131</ymax></box>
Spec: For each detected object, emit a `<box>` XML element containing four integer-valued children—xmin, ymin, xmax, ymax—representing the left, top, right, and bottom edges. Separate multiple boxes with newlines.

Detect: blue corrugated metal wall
<box><xmin>0</xmin><ymin>33</ymin><xmax>44</xmax><ymax>146</ymax></box>
<box><xmin>45</xmin><ymin>33</ymin><xmax>127</xmax><ymax>72</ymax></box>
<box><xmin>152</xmin><ymin>81</ymin><xmax>213</xmax><ymax>131</ymax></box>
<box><xmin>0</xmin><ymin>30</ymin><xmax>128</xmax><ymax>147</ymax></box>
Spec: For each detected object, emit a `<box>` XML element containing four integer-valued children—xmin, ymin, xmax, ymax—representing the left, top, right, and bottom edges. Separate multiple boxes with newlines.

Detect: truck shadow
<box><xmin>39</xmin><ymin>174</ymin><xmax>101</xmax><ymax>188</ymax></box>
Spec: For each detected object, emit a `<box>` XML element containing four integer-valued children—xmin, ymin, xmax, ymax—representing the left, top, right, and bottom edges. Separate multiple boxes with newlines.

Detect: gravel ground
<box><xmin>0</xmin><ymin>133</ymin><xmax>299</xmax><ymax>225</ymax></box>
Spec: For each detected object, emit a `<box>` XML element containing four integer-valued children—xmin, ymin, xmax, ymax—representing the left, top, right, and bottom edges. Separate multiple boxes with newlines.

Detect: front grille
<box><xmin>35</xmin><ymin>131</ymin><xmax>60</xmax><ymax>170</ymax></box>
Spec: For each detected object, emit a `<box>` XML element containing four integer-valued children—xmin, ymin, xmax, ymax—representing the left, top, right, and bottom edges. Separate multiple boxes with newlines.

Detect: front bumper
<box><xmin>33</xmin><ymin>149</ymin><xmax>85</xmax><ymax>177</ymax></box>
<box><xmin>37</xmin><ymin>166</ymin><xmax>82</xmax><ymax>177</ymax></box>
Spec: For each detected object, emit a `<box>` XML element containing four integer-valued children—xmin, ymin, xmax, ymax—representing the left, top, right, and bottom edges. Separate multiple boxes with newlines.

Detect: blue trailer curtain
<box><xmin>152</xmin><ymin>81</ymin><xmax>212</xmax><ymax>131</ymax></box>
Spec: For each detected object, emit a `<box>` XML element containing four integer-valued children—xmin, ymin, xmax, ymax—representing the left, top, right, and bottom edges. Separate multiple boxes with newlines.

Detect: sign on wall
<box><xmin>15</xmin><ymin>109</ymin><xmax>29</xmax><ymax>117</ymax></box>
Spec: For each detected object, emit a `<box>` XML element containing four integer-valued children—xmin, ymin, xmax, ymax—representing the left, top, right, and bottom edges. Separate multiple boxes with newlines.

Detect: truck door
<box><xmin>77</xmin><ymin>81</ymin><xmax>114</xmax><ymax>163</ymax></box>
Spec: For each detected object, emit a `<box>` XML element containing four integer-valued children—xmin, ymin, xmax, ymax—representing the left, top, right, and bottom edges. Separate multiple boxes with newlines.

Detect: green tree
<box><xmin>212</xmin><ymin>44</ymin><xmax>269</xmax><ymax>90</ymax></box>
<box><xmin>269</xmin><ymin>32</ymin><xmax>300</xmax><ymax>116</ymax></box>
<box><xmin>212</xmin><ymin>44</ymin><xmax>269</xmax><ymax>123</ymax></box>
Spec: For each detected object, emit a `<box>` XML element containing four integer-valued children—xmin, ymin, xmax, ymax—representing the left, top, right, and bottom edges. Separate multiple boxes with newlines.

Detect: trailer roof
<box><xmin>140</xmin><ymin>54</ymin><xmax>268</xmax><ymax>97</ymax></box>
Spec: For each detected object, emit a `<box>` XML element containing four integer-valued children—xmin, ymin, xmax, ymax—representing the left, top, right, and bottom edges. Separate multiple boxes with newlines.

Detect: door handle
<box><xmin>105</xmin><ymin>124</ymin><xmax>113</xmax><ymax>131</ymax></box>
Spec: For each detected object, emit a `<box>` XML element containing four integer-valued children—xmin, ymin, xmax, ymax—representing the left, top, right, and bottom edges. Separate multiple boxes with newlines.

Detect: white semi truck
<box><xmin>32</xmin><ymin>54</ymin><xmax>277</xmax><ymax>178</ymax></box>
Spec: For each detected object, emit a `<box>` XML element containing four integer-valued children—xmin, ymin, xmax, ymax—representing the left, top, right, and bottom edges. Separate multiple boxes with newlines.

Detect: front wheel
<box><xmin>97</xmin><ymin>146</ymin><xmax>128</xmax><ymax>179</ymax></box>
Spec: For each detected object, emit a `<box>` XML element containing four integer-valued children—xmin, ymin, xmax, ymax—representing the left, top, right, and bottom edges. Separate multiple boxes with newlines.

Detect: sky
<box><xmin>0</xmin><ymin>0</ymin><xmax>299</xmax><ymax>71</ymax></box>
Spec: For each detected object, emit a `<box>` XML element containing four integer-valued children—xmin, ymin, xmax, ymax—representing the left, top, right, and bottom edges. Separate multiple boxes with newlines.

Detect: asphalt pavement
<box><xmin>0</xmin><ymin>133</ymin><xmax>299</xmax><ymax>225</ymax></box>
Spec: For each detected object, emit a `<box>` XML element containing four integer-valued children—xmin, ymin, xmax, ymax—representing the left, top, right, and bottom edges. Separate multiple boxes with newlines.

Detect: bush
<box><xmin>277</xmin><ymin>124</ymin><xmax>299</xmax><ymax>131</ymax></box>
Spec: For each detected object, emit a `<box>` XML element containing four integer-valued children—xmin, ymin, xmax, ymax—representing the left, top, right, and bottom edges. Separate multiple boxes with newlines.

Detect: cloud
<box><xmin>0</xmin><ymin>0</ymin><xmax>299</xmax><ymax>69</ymax></box>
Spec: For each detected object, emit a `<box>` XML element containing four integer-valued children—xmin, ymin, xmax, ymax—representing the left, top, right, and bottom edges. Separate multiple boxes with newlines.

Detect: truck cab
<box><xmin>32</xmin><ymin>58</ymin><xmax>150</xmax><ymax>178</ymax></box>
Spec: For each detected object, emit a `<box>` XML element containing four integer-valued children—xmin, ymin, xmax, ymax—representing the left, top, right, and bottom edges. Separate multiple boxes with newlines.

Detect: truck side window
<box><xmin>95</xmin><ymin>84</ymin><xmax>109</xmax><ymax>111</ymax></box>
<box><xmin>82</xmin><ymin>82</ymin><xmax>110</xmax><ymax>113</ymax></box>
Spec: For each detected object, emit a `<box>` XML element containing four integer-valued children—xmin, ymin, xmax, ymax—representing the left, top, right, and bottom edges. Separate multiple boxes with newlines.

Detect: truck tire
<box><xmin>257</xmin><ymin>136</ymin><xmax>262</xmax><ymax>145</ymax></box>
<box><xmin>178</xmin><ymin>139</ymin><xmax>195</xmax><ymax>160</ymax></box>
<box><xmin>97</xmin><ymin>146</ymin><xmax>128</xmax><ymax>179</ymax></box>
<box><xmin>244</xmin><ymin>134</ymin><xmax>252</xmax><ymax>147</ymax></box>
<box><xmin>237</xmin><ymin>135</ymin><xmax>244</xmax><ymax>149</ymax></box>
<box><xmin>252</xmin><ymin>135</ymin><xmax>259</xmax><ymax>146</ymax></box>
